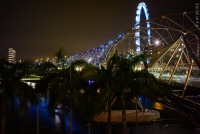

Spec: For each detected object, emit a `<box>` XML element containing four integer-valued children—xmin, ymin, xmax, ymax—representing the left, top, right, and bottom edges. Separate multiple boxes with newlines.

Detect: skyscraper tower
<box><xmin>8</xmin><ymin>48</ymin><xmax>16</xmax><ymax>64</ymax></box>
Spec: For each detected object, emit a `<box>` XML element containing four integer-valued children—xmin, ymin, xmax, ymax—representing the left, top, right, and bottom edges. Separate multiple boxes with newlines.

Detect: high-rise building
<box><xmin>8</xmin><ymin>48</ymin><xmax>16</xmax><ymax>64</ymax></box>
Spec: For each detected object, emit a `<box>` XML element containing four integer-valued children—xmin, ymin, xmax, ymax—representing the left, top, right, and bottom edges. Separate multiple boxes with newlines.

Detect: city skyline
<box><xmin>0</xmin><ymin>0</ymin><xmax>197</xmax><ymax>61</ymax></box>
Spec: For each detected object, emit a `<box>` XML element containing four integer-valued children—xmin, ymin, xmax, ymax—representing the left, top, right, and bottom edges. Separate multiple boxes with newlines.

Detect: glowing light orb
<box><xmin>154</xmin><ymin>40</ymin><xmax>160</xmax><ymax>46</ymax></box>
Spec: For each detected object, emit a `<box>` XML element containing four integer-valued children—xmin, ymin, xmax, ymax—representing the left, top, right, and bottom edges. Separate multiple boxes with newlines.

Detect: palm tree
<box><xmin>96</xmin><ymin>53</ymin><xmax>164</xmax><ymax>134</ymax></box>
<box><xmin>0</xmin><ymin>56</ymin><xmax>11</xmax><ymax>134</ymax></box>
<box><xmin>96</xmin><ymin>53</ymin><xmax>133</xmax><ymax>134</ymax></box>
<box><xmin>94</xmin><ymin>61</ymin><xmax>116</xmax><ymax>134</ymax></box>
<box><xmin>36</xmin><ymin>68</ymin><xmax>70</xmax><ymax>134</ymax></box>
<box><xmin>128</xmin><ymin>69</ymin><xmax>164</xmax><ymax>134</ymax></box>
<box><xmin>70</xmin><ymin>60</ymin><xmax>101</xmax><ymax>134</ymax></box>
<box><xmin>0</xmin><ymin>56</ymin><xmax>38</xmax><ymax>133</ymax></box>
<box><xmin>55</xmin><ymin>45</ymin><xmax>67</xmax><ymax>69</ymax></box>
<box><xmin>36</xmin><ymin>58</ymin><xmax>94</xmax><ymax>134</ymax></box>
<box><xmin>35</xmin><ymin>46</ymin><xmax>76</xmax><ymax>134</ymax></box>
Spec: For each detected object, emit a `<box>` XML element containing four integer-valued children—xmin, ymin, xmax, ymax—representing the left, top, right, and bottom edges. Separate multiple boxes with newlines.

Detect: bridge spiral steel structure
<box><xmin>67</xmin><ymin>3</ymin><xmax>200</xmax><ymax>75</ymax></box>
<box><xmin>67</xmin><ymin>5</ymin><xmax>200</xmax><ymax>124</ymax></box>
<box><xmin>67</xmin><ymin>3</ymin><xmax>200</xmax><ymax>110</ymax></box>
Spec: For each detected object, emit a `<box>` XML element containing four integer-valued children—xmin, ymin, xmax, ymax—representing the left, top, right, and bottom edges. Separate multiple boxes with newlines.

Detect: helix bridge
<box><xmin>66</xmin><ymin>2</ymin><xmax>200</xmax><ymax>126</ymax></box>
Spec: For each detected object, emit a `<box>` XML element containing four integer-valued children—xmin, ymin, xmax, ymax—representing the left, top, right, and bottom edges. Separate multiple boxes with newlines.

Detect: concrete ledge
<box><xmin>93</xmin><ymin>109</ymin><xmax>160</xmax><ymax>123</ymax></box>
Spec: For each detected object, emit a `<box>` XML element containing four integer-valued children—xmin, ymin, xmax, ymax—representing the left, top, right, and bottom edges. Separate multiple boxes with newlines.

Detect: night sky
<box><xmin>0</xmin><ymin>0</ymin><xmax>197</xmax><ymax>61</ymax></box>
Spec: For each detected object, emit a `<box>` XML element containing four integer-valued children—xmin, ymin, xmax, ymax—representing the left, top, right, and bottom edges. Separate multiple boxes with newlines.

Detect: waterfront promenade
<box><xmin>93</xmin><ymin>110</ymin><xmax>160</xmax><ymax>123</ymax></box>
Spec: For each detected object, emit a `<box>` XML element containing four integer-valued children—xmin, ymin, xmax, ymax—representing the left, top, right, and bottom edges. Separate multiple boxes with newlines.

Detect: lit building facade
<box><xmin>8</xmin><ymin>48</ymin><xmax>16</xmax><ymax>64</ymax></box>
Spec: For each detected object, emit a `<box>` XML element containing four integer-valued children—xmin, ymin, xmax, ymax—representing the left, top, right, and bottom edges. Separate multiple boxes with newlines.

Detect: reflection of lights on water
<box><xmin>55</xmin><ymin>109</ymin><xmax>62</xmax><ymax>113</ymax></box>
<box><xmin>57</xmin><ymin>103</ymin><xmax>62</xmax><ymax>108</ymax></box>
<box><xmin>54</xmin><ymin>115</ymin><xmax>61</xmax><ymax>124</ymax></box>
<box><xmin>153</xmin><ymin>102</ymin><xmax>164</xmax><ymax>110</ymax></box>
<box><xmin>138</xmin><ymin>97</ymin><xmax>142</xmax><ymax>102</ymax></box>
<box><xmin>88</xmin><ymin>80</ymin><xmax>94</xmax><ymax>85</ymax></box>
<box><xmin>55</xmin><ymin>103</ymin><xmax>62</xmax><ymax>113</ymax></box>
<box><xmin>24</xmin><ymin>82</ymin><xmax>36</xmax><ymax>89</ymax></box>
<box><xmin>14</xmin><ymin>97</ymin><xmax>21</xmax><ymax>105</ymax></box>
<box><xmin>32</xmin><ymin>83</ymin><xmax>36</xmax><ymax>88</ymax></box>
<box><xmin>39</xmin><ymin>97</ymin><xmax>46</xmax><ymax>107</ymax></box>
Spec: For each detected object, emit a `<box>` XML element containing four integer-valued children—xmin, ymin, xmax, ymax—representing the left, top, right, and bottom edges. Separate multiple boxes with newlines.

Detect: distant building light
<box><xmin>8</xmin><ymin>48</ymin><xmax>16</xmax><ymax>64</ymax></box>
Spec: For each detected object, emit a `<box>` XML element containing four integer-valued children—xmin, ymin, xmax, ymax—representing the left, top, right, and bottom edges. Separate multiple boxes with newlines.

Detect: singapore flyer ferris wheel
<box><xmin>134</xmin><ymin>2</ymin><xmax>151</xmax><ymax>52</ymax></box>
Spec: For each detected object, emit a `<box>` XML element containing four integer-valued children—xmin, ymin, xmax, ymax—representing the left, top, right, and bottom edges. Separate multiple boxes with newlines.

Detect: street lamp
<box><xmin>154</xmin><ymin>40</ymin><xmax>160</xmax><ymax>46</ymax></box>
<box><xmin>97</xmin><ymin>88</ymin><xmax>101</xmax><ymax>93</ymax></box>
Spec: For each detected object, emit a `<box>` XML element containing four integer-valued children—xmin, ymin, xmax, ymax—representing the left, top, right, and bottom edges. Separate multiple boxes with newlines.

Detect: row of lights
<box><xmin>35</xmin><ymin>56</ymin><xmax>67</xmax><ymax>62</ymax></box>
